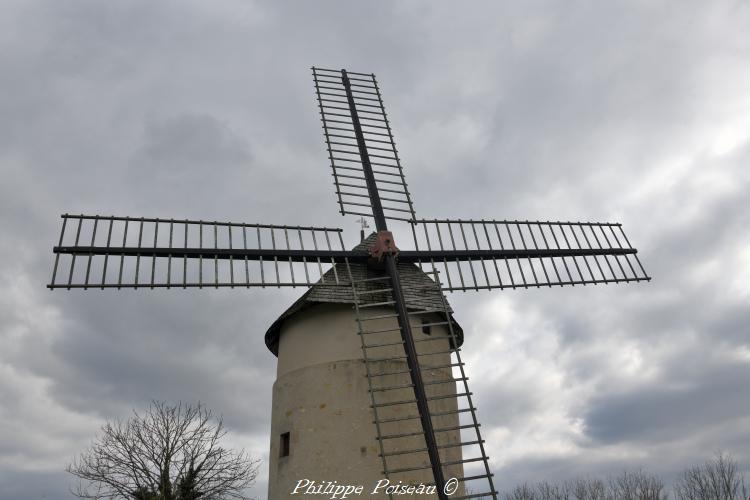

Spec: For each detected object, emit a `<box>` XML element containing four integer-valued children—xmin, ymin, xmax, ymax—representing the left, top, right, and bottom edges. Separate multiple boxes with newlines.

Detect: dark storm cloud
<box><xmin>583</xmin><ymin>360</ymin><xmax>750</xmax><ymax>444</ymax></box>
<box><xmin>1</xmin><ymin>1</ymin><xmax>749</xmax><ymax>499</ymax></box>
<box><xmin>42</xmin><ymin>291</ymin><xmax>280</xmax><ymax>432</ymax></box>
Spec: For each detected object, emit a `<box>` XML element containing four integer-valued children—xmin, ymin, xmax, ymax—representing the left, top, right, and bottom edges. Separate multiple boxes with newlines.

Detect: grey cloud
<box><xmin>37</xmin><ymin>291</ymin><xmax>284</xmax><ymax>433</ymax></box>
<box><xmin>137</xmin><ymin>114</ymin><xmax>250</xmax><ymax>170</ymax></box>
<box><xmin>582</xmin><ymin>360</ymin><xmax>750</xmax><ymax>444</ymax></box>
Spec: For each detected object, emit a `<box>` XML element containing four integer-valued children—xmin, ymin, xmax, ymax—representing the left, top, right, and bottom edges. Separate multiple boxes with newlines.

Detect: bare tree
<box><xmin>569</xmin><ymin>478</ymin><xmax>607</xmax><ymax>500</ymax></box>
<box><xmin>505</xmin><ymin>479</ymin><xmax>587</xmax><ymax>500</ymax></box>
<box><xmin>608</xmin><ymin>469</ymin><xmax>667</xmax><ymax>500</ymax></box>
<box><xmin>505</xmin><ymin>482</ymin><xmax>537</xmax><ymax>500</ymax></box>
<box><xmin>505</xmin><ymin>472</ymin><xmax>666</xmax><ymax>500</ymax></box>
<box><xmin>537</xmin><ymin>480</ymin><xmax>572</xmax><ymax>500</ymax></box>
<box><xmin>67</xmin><ymin>401</ymin><xmax>261</xmax><ymax>500</ymax></box>
<box><xmin>674</xmin><ymin>453</ymin><xmax>748</xmax><ymax>500</ymax></box>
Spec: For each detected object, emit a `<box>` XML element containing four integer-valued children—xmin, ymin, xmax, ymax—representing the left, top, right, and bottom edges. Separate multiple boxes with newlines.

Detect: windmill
<box><xmin>48</xmin><ymin>67</ymin><xmax>650</xmax><ymax>499</ymax></box>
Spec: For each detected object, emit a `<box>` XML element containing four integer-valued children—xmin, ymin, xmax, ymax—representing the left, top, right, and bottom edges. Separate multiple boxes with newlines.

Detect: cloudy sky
<box><xmin>1</xmin><ymin>1</ymin><xmax>749</xmax><ymax>498</ymax></box>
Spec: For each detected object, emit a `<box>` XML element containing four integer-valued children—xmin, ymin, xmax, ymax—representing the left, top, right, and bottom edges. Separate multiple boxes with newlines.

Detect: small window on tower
<box><xmin>280</xmin><ymin>432</ymin><xmax>290</xmax><ymax>458</ymax></box>
<box><xmin>421</xmin><ymin>318</ymin><xmax>431</xmax><ymax>335</ymax></box>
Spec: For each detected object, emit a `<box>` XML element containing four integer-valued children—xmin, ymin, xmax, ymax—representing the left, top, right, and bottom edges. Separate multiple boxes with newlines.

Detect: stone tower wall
<box><xmin>267</xmin><ymin>302</ymin><xmax>464</xmax><ymax>499</ymax></box>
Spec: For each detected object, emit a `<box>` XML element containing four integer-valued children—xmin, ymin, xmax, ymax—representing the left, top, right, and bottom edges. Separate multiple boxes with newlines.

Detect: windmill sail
<box><xmin>49</xmin><ymin>214</ymin><xmax>345</xmax><ymax>289</ymax></box>
<box><xmin>406</xmin><ymin>219</ymin><xmax>650</xmax><ymax>292</ymax></box>
<box><xmin>313</xmin><ymin>67</ymin><xmax>416</xmax><ymax>223</ymax></box>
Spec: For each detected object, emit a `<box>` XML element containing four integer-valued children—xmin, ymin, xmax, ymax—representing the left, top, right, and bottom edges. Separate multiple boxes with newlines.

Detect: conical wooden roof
<box><xmin>264</xmin><ymin>233</ymin><xmax>463</xmax><ymax>356</ymax></box>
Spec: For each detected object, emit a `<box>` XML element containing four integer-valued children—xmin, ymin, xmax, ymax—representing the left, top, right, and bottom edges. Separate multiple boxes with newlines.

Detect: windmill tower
<box><xmin>48</xmin><ymin>67</ymin><xmax>650</xmax><ymax>500</ymax></box>
<box><xmin>264</xmin><ymin>234</ymin><xmax>469</xmax><ymax>498</ymax></box>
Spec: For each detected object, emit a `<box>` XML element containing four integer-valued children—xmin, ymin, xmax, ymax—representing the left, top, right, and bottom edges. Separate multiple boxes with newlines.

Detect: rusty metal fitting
<box><xmin>369</xmin><ymin>230</ymin><xmax>398</xmax><ymax>261</ymax></box>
